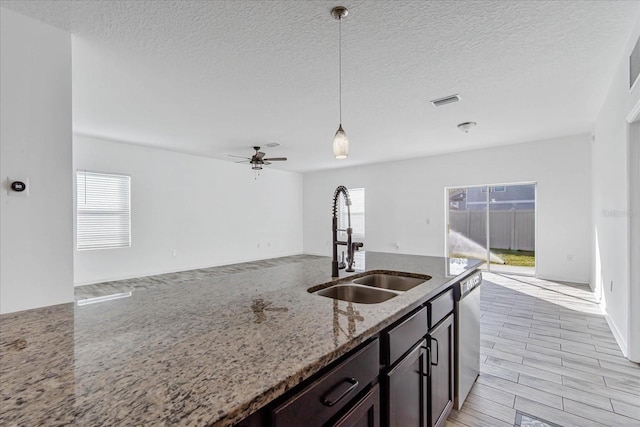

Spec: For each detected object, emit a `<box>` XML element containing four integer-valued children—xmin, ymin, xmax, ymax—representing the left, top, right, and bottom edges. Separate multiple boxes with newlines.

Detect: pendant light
<box><xmin>331</xmin><ymin>6</ymin><xmax>349</xmax><ymax>159</ymax></box>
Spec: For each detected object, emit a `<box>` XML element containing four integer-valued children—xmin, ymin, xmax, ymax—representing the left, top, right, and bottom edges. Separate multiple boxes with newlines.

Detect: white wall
<box><xmin>0</xmin><ymin>8</ymin><xmax>74</xmax><ymax>314</ymax></box>
<box><xmin>592</xmin><ymin>4</ymin><xmax>640</xmax><ymax>361</ymax></box>
<box><xmin>629</xmin><ymin>120</ymin><xmax>640</xmax><ymax>362</ymax></box>
<box><xmin>304</xmin><ymin>134</ymin><xmax>591</xmax><ymax>284</ymax></box>
<box><xmin>73</xmin><ymin>135</ymin><xmax>303</xmax><ymax>285</ymax></box>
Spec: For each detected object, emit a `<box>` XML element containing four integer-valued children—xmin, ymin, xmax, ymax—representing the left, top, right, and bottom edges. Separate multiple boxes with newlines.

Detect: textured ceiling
<box><xmin>1</xmin><ymin>0</ymin><xmax>638</xmax><ymax>172</ymax></box>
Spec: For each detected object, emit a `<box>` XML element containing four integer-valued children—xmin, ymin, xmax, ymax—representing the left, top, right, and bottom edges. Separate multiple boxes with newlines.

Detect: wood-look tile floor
<box><xmin>446</xmin><ymin>273</ymin><xmax>640</xmax><ymax>427</ymax></box>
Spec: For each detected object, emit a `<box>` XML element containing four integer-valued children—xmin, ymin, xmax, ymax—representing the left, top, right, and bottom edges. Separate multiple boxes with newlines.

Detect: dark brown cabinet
<box><xmin>427</xmin><ymin>314</ymin><xmax>454</xmax><ymax>427</ymax></box>
<box><xmin>384</xmin><ymin>291</ymin><xmax>454</xmax><ymax>427</ymax></box>
<box><xmin>333</xmin><ymin>384</ymin><xmax>380</xmax><ymax>427</ymax></box>
<box><xmin>386</xmin><ymin>339</ymin><xmax>428</xmax><ymax>427</ymax></box>
<box><xmin>384</xmin><ymin>307</ymin><xmax>428</xmax><ymax>366</ymax></box>
<box><xmin>236</xmin><ymin>286</ymin><xmax>457</xmax><ymax>427</ymax></box>
<box><xmin>235</xmin><ymin>410</ymin><xmax>265</xmax><ymax>427</ymax></box>
<box><xmin>271</xmin><ymin>339</ymin><xmax>379</xmax><ymax>427</ymax></box>
<box><xmin>427</xmin><ymin>289</ymin><xmax>453</xmax><ymax>329</ymax></box>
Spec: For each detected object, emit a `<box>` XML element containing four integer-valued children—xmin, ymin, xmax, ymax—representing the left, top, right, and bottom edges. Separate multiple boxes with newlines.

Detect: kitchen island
<box><xmin>0</xmin><ymin>252</ymin><xmax>482</xmax><ymax>426</ymax></box>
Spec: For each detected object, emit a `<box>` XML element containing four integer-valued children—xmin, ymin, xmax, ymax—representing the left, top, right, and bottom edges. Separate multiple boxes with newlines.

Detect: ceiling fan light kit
<box><xmin>227</xmin><ymin>146</ymin><xmax>287</xmax><ymax>175</ymax></box>
<box><xmin>332</xmin><ymin>6</ymin><xmax>349</xmax><ymax>160</ymax></box>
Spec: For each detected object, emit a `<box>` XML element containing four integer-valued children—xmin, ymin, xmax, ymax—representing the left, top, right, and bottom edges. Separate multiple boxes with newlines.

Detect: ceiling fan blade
<box><xmin>235</xmin><ymin>160</ymin><xmax>250</xmax><ymax>163</ymax></box>
<box><xmin>263</xmin><ymin>157</ymin><xmax>287</xmax><ymax>161</ymax></box>
<box><xmin>263</xmin><ymin>161</ymin><xmax>271</xmax><ymax>165</ymax></box>
<box><xmin>228</xmin><ymin>154</ymin><xmax>250</xmax><ymax>159</ymax></box>
<box><xmin>256</xmin><ymin>151</ymin><xmax>266</xmax><ymax>160</ymax></box>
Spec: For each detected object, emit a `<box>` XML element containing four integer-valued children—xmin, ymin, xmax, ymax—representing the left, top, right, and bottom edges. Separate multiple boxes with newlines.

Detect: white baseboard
<box><xmin>603</xmin><ymin>309</ymin><xmax>629</xmax><ymax>358</ymax></box>
<box><xmin>535</xmin><ymin>273</ymin><xmax>590</xmax><ymax>286</ymax></box>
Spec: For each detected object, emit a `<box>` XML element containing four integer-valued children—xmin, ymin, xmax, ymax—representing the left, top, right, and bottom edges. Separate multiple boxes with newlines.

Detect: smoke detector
<box><xmin>457</xmin><ymin>122</ymin><xmax>477</xmax><ymax>133</ymax></box>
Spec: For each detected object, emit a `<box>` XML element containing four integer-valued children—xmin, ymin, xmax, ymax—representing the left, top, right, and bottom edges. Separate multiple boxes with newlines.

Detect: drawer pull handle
<box><xmin>430</xmin><ymin>337</ymin><xmax>439</xmax><ymax>366</ymax></box>
<box><xmin>321</xmin><ymin>377</ymin><xmax>359</xmax><ymax>407</ymax></box>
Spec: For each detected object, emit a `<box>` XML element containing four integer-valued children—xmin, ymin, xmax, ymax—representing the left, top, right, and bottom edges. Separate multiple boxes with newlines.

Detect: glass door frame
<box><xmin>444</xmin><ymin>181</ymin><xmax>538</xmax><ymax>277</ymax></box>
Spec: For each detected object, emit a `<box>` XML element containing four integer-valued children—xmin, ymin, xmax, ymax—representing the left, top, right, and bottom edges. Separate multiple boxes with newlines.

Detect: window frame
<box><xmin>76</xmin><ymin>170</ymin><xmax>131</xmax><ymax>251</ymax></box>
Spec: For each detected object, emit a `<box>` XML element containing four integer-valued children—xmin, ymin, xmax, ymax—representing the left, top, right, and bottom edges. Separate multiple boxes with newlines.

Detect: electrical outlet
<box><xmin>426</xmin><ymin>218</ymin><xmax>430</xmax><ymax>225</ymax></box>
<box><xmin>257</xmin><ymin>243</ymin><xmax>260</xmax><ymax>249</ymax></box>
<box><xmin>172</xmin><ymin>249</ymin><xmax>177</xmax><ymax>257</ymax></box>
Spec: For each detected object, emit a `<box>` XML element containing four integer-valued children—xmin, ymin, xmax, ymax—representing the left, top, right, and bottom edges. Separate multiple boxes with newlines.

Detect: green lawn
<box><xmin>490</xmin><ymin>249</ymin><xmax>535</xmax><ymax>267</ymax></box>
<box><xmin>449</xmin><ymin>249</ymin><xmax>535</xmax><ymax>267</ymax></box>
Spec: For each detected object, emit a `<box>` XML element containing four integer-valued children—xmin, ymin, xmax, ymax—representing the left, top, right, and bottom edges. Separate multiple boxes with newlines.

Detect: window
<box><xmin>338</xmin><ymin>188</ymin><xmax>365</xmax><ymax>240</ymax></box>
<box><xmin>481</xmin><ymin>186</ymin><xmax>506</xmax><ymax>193</ymax></box>
<box><xmin>76</xmin><ymin>171</ymin><xmax>131</xmax><ymax>250</ymax></box>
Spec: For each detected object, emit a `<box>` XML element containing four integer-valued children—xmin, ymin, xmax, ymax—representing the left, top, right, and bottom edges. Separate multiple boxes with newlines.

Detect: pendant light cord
<box><xmin>339</xmin><ymin>15</ymin><xmax>342</xmax><ymax>125</ymax></box>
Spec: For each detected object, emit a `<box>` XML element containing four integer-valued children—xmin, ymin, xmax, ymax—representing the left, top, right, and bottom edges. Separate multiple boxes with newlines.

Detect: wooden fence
<box><xmin>449</xmin><ymin>209</ymin><xmax>535</xmax><ymax>251</ymax></box>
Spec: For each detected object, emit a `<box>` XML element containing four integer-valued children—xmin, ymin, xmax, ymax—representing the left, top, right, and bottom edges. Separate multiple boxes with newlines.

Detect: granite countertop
<box><xmin>0</xmin><ymin>252</ymin><xmax>482</xmax><ymax>426</ymax></box>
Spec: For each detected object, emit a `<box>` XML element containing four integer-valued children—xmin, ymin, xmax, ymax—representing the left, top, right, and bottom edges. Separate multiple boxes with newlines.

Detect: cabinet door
<box><xmin>427</xmin><ymin>314</ymin><xmax>454</xmax><ymax>427</ymax></box>
<box><xmin>386</xmin><ymin>339</ymin><xmax>428</xmax><ymax>427</ymax></box>
<box><xmin>332</xmin><ymin>384</ymin><xmax>380</xmax><ymax>427</ymax></box>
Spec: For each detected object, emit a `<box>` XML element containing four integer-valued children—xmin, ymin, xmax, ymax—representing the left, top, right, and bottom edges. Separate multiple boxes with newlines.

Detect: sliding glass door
<box><xmin>447</xmin><ymin>183</ymin><xmax>536</xmax><ymax>275</ymax></box>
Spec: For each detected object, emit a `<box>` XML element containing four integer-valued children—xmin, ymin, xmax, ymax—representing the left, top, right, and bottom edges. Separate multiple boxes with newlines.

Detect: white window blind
<box><xmin>76</xmin><ymin>171</ymin><xmax>131</xmax><ymax>250</ymax></box>
<box><xmin>338</xmin><ymin>188</ymin><xmax>365</xmax><ymax>240</ymax></box>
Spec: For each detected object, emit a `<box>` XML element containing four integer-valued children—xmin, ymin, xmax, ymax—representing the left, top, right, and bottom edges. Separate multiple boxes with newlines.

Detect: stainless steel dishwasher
<box><xmin>453</xmin><ymin>270</ymin><xmax>482</xmax><ymax>410</ymax></box>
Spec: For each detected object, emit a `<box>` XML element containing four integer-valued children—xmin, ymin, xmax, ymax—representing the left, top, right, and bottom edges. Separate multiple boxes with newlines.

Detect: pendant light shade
<box><xmin>332</xmin><ymin>6</ymin><xmax>349</xmax><ymax>160</ymax></box>
<box><xmin>333</xmin><ymin>125</ymin><xmax>349</xmax><ymax>159</ymax></box>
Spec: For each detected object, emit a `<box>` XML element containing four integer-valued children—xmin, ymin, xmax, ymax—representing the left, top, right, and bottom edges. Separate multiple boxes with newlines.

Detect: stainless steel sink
<box><xmin>352</xmin><ymin>274</ymin><xmax>427</xmax><ymax>291</ymax></box>
<box><xmin>315</xmin><ymin>285</ymin><xmax>398</xmax><ymax>304</ymax></box>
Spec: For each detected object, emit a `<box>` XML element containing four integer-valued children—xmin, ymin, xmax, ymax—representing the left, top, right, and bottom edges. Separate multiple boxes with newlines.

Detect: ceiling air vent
<box><xmin>430</xmin><ymin>94</ymin><xmax>460</xmax><ymax>107</ymax></box>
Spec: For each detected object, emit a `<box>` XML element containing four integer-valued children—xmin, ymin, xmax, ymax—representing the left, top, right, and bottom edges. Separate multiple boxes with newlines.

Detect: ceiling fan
<box><xmin>228</xmin><ymin>146</ymin><xmax>287</xmax><ymax>170</ymax></box>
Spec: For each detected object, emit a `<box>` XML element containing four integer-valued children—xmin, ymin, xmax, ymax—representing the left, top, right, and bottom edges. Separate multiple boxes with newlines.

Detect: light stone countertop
<box><xmin>0</xmin><ymin>252</ymin><xmax>482</xmax><ymax>426</ymax></box>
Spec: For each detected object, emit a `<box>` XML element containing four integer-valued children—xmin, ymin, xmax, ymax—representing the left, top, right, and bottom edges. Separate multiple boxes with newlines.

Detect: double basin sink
<box><xmin>311</xmin><ymin>273</ymin><xmax>431</xmax><ymax>304</ymax></box>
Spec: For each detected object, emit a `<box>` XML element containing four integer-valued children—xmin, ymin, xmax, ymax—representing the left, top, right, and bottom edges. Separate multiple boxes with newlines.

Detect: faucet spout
<box><xmin>332</xmin><ymin>186</ymin><xmax>363</xmax><ymax>277</ymax></box>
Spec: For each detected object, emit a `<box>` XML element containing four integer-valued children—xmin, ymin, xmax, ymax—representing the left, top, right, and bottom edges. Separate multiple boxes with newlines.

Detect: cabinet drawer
<box><xmin>384</xmin><ymin>307</ymin><xmax>428</xmax><ymax>366</ymax></box>
<box><xmin>428</xmin><ymin>289</ymin><xmax>453</xmax><ymax>329</ymax></box>
<box><xmin>271</xmin><ymin>339</ymin><xmax>379</xmax><ymax>427</ymax></box>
